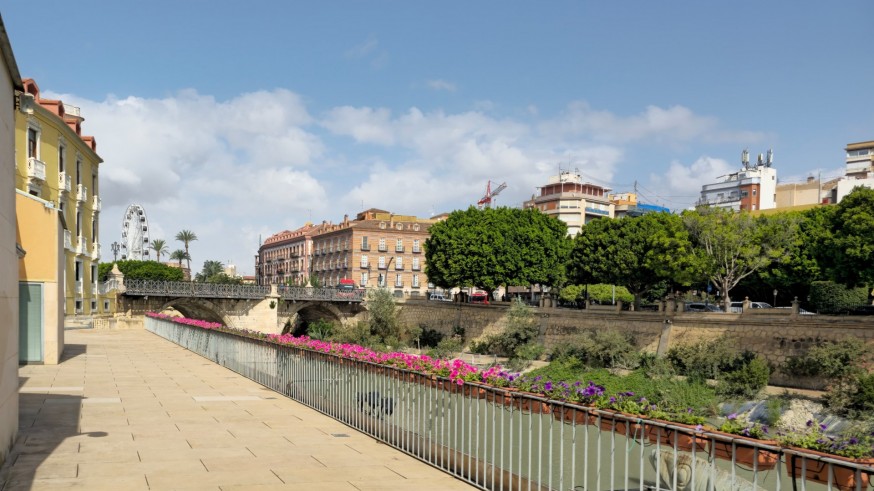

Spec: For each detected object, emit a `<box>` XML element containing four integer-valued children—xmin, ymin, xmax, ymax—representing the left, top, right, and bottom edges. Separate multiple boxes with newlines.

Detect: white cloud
<box><xmin>649</xmin><ymin>156</ymin><xmax>737</xmax><ymax>209</ymax></box>
<box><xmin>426</xmin><ymin>79</ymin><xmax>457</xmax><ymax>92</ymax></box>
<box><xmin>345</xmin><ymin>37</ymin><xmax>379</xmax><ymax>59</ymax></box>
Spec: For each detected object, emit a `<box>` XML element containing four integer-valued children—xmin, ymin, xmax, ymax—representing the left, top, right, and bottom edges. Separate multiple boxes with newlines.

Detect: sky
<box><xmin>4</xmin><ymin>2</ymin><xmax>873</xmax><ymax>277</ymax></box>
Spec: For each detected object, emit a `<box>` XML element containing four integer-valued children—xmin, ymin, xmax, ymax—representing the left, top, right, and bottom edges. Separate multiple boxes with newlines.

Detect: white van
<box><xmin>429</xmin><ymin>293</ymin><xmax>450</xmax><ymax>302</ymax></box>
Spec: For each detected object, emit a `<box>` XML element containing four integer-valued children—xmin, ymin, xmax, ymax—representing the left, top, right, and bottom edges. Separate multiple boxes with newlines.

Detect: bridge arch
<box><xmin>280</xmin><ymin>301</ymin><xmax>357</xmax><ymax>335</ymax></box>
<box><xmin>157</xmin><ymin>297</ymin><xmax>235</xmax><ymax>328</ymax></box>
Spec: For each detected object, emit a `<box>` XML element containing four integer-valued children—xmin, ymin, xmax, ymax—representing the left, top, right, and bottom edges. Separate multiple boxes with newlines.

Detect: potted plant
<box><xmin>644</xmin><ymin>408</ymin><xmax>709</xmax><ymax>452</ymax></box>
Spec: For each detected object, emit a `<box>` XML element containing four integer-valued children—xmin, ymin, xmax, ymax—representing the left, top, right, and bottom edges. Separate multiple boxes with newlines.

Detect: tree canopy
<box><xmin>825</xmin><ymin>186</ymin><xmax>874</xmax><ymax>287</ymax></box>
<box><xmin>195</xmin><ymin>260</ymin><xmax>241</xmax><ymax>284</ymax></box>
<box><xmin>424</xmin><ymin>207</ymin><xmax>570</xmax><ymax>296</ymax></box>
<box><xmin>98</xmin><ymin>260</ymin><xmax>184</xmax><ymax>282</ymax></box>
<box><xmin>684</xmin><ymin>207</ymin><xmax>798</xmax><ymax>310</ymax></box>
<box><xmin>569</xmin><ymin>212</ymin><xmax>696</xmax><ymax>305</ymax></box>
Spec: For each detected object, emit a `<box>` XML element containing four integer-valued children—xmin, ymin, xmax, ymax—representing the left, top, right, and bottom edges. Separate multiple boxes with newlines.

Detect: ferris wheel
<box><xmin>121</xmin><ymin>204</ymin><xmax>150</xmax><ymax>260</ymax></box>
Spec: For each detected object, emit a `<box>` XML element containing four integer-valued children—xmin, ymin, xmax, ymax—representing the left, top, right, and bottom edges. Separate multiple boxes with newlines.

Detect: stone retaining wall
<box><xmin>399</xmin><ymin>300</ymin><xmax>874</xmax><ymax>383</ymax></box>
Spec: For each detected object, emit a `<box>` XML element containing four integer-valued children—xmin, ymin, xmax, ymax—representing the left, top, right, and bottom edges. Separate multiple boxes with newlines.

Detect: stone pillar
<box><xmin>615</xmin><ymin>299</ymin><xmax>623</xmax><ymax>312</ymax></box>
<box><xmin>666</xmin><ymin>296</ymin><xmax>676</xmax><ymax>315</ymax></box>
<box><xmin>791</xmin><ymin>296</ymin><xmax>800</xmax><ymax>317</ymax></box>
<box><xmin>743</xmin><ymin>296</ymin><xmax>751</xmax><ymax>313</ymax></box>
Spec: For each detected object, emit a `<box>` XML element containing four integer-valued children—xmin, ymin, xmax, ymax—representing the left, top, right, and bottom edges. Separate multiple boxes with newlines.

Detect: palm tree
<box><xmin>170</xmin><ymin>249</ymin><xmax>189</xmax><ymax>268</ymax></box>
<box><xmin>150</xmin><ymin>239</ymin><xmax>168</xmax><ymax>262</ymax></box>
<box><xmin>175</xmin><ymin>230</ymin><xmax>198</xmax><ymax>271</ymax></box>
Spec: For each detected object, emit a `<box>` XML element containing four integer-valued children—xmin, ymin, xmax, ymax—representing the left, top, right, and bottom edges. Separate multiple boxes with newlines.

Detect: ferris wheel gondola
<box><xmin>121</xmin><ymin>204</ymin><xmax>150</xmax><ymax>260</ymax></box>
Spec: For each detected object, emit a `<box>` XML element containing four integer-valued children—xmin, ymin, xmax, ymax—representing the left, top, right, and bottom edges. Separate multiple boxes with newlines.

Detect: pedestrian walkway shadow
<box><xmin>0</xmin><ymin>346</ymin><xmax>105</xmax><ymax>490</ymax></box>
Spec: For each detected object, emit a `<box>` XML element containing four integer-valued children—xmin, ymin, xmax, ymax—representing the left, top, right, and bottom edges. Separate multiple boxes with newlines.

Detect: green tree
<box><xmin>98</xmin><ymin>260</ymin><xmax>184</xmax><ymax>281</ymax></box>
<box><xmin>684</xmin><ymin>208</ymin><xmax>798</xmax><ymax>311</ymax></box>
<box><xmin>366</xmin><ymin>288</ymin><xmax>401</xmax><ymax>342</ymax></box>
<box><xmin>175</xmin><ymin>229</ymin><xmax>198</xmax><ymax>271</ymax></box>
<box><xmin>170</xmin><ymin>249</ymin><xmax>189</xmax><ymax>268</ymax></box>
<box><xmin>570</xmin><ymin>212</ymin><xmax>697</xmax><ymax>307</ymax></box>
<box><xmin>825</xmin><ymin>186</ymin><xmax>874</xmax><ymax>286</ymax></box>
<box><xmin>150</xmin><ymin>239</ymin><xmax>168</xmax><ymax>262</ymax></box>
<box><xmin>425</xmin><ymin>207</ymin><xmax>570</xmax><ymax>298</ymax></box>
<box><xmin>195</xmin><ymin>260</ymin><xmax>225</xmax><ymax>282</ymax></box>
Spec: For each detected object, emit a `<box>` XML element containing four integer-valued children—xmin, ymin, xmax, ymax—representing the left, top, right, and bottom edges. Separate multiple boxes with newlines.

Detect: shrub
<box><xmin>307</xmin><ymin>319</ymin><xmax>335</xmax><ymax>340</ymax></box>
<box><xmin>428</xmin><ymin>336</ymin><xmax>462</xmax><ymax>359</ymax></box>
<box><xmin>98</xmin><ymin>260</ymin><xmax>184</xmax><ymax>281</ymax></box>
<box><xmin>783</xmin><ymin>338</ymin><xmax>868</xmax><ymax>379</ymax></box>
<box><xmin>417</xmin><ymin>327</ymin><xmax>444</xmax><ymax>348</ymax></box>
<box><xmin>477</xmin><ymin>298</ymin><xmax>540</xmax><ymax>357</ymax></box>
<box><xmin>807</xmin><ymin>281</ymin><xmax>869</xmax><ymax>314</ymax></box>
<box><xmin>666</xmin><ymin>336</ymin><xmax>749</xmax><ymax>381</ymax></box>
<box><xmin>552</xmin><ymin>329</ymin><xmax>638</xmax><ymax>369</ymax></box>
<box><xmin>717</xmin><ymin>356</ymin><xmax>771</xmax><ymax>399</ymax></box>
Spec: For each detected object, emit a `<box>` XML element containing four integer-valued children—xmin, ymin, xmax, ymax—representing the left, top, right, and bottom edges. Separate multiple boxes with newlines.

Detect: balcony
<box><xmin>76</xmin><ymin>236</ymin><xmax>89</xmax><ymax>256</ymax></box>
<box><xmin>378</xmin><ymin>264</ymin><xmax>387</xmax><ymax>270</ymax></box>
<box><xmin>584</xmin><ymin>206</ymin><xmax>610</xmax><ymax>216</ymax></box>
<box><xmin>395</xmin><ymin>246</ymin><xmax>405</xmax><ymax>253</ymax></box>
<box><xmin>360</xmin><ymin>264</ymin><xmax>370</xmax><ymax>269</ymax></box>
<box><xmin>92</xmin><ymin>195</ymin><xmax>101</xmax><ymax>211</ymax></box>
<box><xmin>63</xmin><ymin>230</ymin><xmax>74</xmax><ymax>252</ymax></box>
<box><xmin>58</xmin><ymin>171</ymin><xmax>72</xmax><ymax>193</ymax></box>
<box><xmin>75</xmin><ymin>280</ymin><xmax>83</xmax><ymax>295</ymax></box>
<box><xmin>395</xmin><ymin>264</ymin><xmax>404</xmax><ymax>271</ymax></box>
<box><xmin>76</xmin><ymin>184</ymin><xmax>87</xmax><ymax>203</ymax></box>
<box><xmin>360</xmin><ymin>244</ymin><xmax>370</xmax><ymax>251</ymax></box>
<box><xmin>412</xmin><ymin>247</ymin><xmax>421</xmax><ymax>254</ymax></box>
<box><xmin>27</xmin><ymin>157</ymin><xmax>46</xmax><ymax>182</ymax></box>
<box><xmin>378</xmin><ymin>245</ymin><xmax>387</xmax><ymax>252</ymax></box>
<box><xmin>91</xmin><ymin>242</ymin><xmax>101</xmax><ymax>261</ymax></box>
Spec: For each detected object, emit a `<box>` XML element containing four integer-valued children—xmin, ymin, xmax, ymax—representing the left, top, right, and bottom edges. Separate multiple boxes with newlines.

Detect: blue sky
<box><xmin>5</xmin><ymin>2</ymin><xmax>873</xmax><ymax>276</ymax></box>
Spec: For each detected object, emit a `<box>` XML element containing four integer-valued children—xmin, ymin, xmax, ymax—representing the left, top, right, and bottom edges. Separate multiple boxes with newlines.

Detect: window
<box><xmin>740</xmin><ymin>191</ymin><xmax>749</xmax><ymax>198</ymax></box>
<box><xmin>413</xmin><ymin>239</ymin><xmax>420</xmax><ymax>253</ymax></box>
<box><xmin>104</xmin><ymin>300</ymin><xmax>110</xmax><ymax>311</ymax></box>
<box><xmin>76</xmin><ymin>211</ymin><xmax>82</xmax><ymax>236</ymax></box>
<box><xmin>360</xmin><ymin>255</ymin><xmax>368</xmax><ymax>268</ymax></box>
<box><xmin>91</xmin><ymin>264</ymin><xmax>98</xmax><ymax>286</ymax></box>
<box><xmin>378</xmin><ymin>256</ymin><xmax>386</xmax><ymax>269</ymax></box>
<box><xmin>76</xmin><ymin>158</ymin><xmax>82</xmax><ymax>186</ymax></box>
<box><xmin>378</xmin><ymin>238</ymin><xmax>386</xmax><ymax>251</ymax></box>
<box><xmin>91</xmin><ymin>300</ymin><xmax>97</xmax><ymax>312</ymax></box>
<box><xmin>395</xmin><ymin>257</ymin><xmax>403</xmax><ymax>270</ymax></box>
<box><xmin>412</xmin><ymin>257</ymin><xmax>420</xmax><ymax>270</ymax></box>
<box><xmin>379</xmin><ymin>222</ymin><xmax>386</xmax><ymax>229</ymax></box>
<box><xmin>27</xmin><ymin>127</ymin><xmax>39</xmax><ymax>158</ymax></box>
<box><xmin>58</xmin><ymin>144</ymin><xmax>65</xmax><ymax>172</ymax></box>
<box><xmin>395</xmin><ymin>238</ymin><xmax>403</xmax><ymax>252</ymax></box>
<box><xmin>75</xmin><ymin>300</ymin><xmax>83</xmax><ymax>313</ymax></box>
<box><xmin>413</xmin><ymin>224</ymin><xmax>420</xmax><ymax>231</ymax></box>
<box><xmin>752</xmin><ymin>189</ymin><xmax>757</xmax><ymax>196</ymax></box>
<box><xmin>361</xmin><ymin>236</ymin><xmax>369</xmax><ymax>250</ymax></box>
<box><xmin>412</xmin><ymin>274</ymin><xmax>419</xmax><ymax>287</ymax></box>
<box><xmin>395</xmin><ymin>274</ymin><xmax>403</xmax><ymax>287</ymax></box>
<box><xmin>92</xmin><ymin>218</ymin><xmax>97</xmax><ymax>242</ymax></box>
<box><xmin>361</xmin><ymin>272</ymin><xmax>369</xmax><ymax>286</ymax></box>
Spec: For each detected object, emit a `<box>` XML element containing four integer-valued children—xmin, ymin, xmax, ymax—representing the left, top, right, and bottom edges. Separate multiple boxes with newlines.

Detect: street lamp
<box><xmin>773</xmin><ymin>289</ymin><xmax>778</xmax><ymax>307</ymax></box>
<box><xmin>111</xmin><ymin>241</ymin><xmax>120</xmax><ymax>262</ymax></box>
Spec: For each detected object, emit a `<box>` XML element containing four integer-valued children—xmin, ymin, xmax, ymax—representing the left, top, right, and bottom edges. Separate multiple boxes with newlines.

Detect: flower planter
<box><xmin>785</xmin><ymin>449</ymin><xmax>873</xmax><ymax>491</ymax></box>
<box><xmin>592</xmin><ymin>411</ymin><xmax>644</xmax><ymax>437</ymax></box>
<box><xmin>485</xmin><ymin>388</ymin><xmax>515</xmax><ymax>407</ymax></box>
<box><xmin>461</xmin><ymin>384</ymin><xmax>487</xmax><ymax>400</ymax></box>
<box><xmin>554</xmin><ymin>405</ymin><xmax>590</xmax><ymax>425</ymax></box>
<box><xmin>644</xmin><ymin>421</ymin><xmax>707</xmax><ymax>452</ymax></box>
<box><xmin>512</xmin><ymin>392</ymin><xmax>551</xmax><ymax>414</ymax></box>
<box><xmin>708</xmin><ymin>431</ymin><xmax>778</xmax><ymax>470</ymax></box>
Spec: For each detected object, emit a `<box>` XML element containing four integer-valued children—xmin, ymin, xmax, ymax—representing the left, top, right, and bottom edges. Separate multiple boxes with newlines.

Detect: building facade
<box><xmin>257</xmin><ymin>209</ymin><xmax>436</xmax><ymax>297</ymax></box>
<box><xmin>698</xmin><ymin>150</ymin><xmax>777</xmax><ymax>211</ymax></box>
<box><xmin>845</xmin><ymin>140</ymin><xmax>874</xmax><ymax>180</ymax></box>
<box><xmin>15</xmin><ymin>79</ymin><xmax>105</xmax><ymax>320</ymax></box>
<box><xmin>609</xmin><ymin>192</ymin><xmax>670</xmax><ymax>218</ymax></box>
<box><xmin>523</xmin><ymin>170</ymin><xmax>614</xmax><ymax>236</ymax></box>
<box><xmin>0</xmin><ymin>12</ymin><xmax>22</xmax><ymax>466</ymax></box>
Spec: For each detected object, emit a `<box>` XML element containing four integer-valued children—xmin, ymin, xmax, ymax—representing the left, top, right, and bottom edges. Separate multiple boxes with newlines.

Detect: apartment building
<box><xmin>15</xmin><ymin>79</ymin><xmax>105</xmax><ymax>327</ymax></box>
<box><xmin>698</xmin><ymin>150</ymin><xmax>777</xmax><ymax>211</ymax></box>
<box><xmin>258</xmin><ymin>209</ymin><xmax>436</xmax><ymax>296</ymax></box>
<box><xmin>845</xmin><ymin>140</ymin><xmax>874</xmax><ymax>180</ymax></box>
<box><xmin>609</xmin><ymin>192</ymin><xmax>670</xmax><ymax>218</ymax></box>
<box><xmin>523</xmin><ymin>170</ymin><xmax>614</xmax><ymax>236</ymax></box>
<box><xmin>0</xmin><ymin>12</ymin><xmax>23</xmax><ymax>466</ymax></box>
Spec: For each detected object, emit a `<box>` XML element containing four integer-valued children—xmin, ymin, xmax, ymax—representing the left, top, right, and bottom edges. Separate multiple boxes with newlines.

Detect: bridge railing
<box><xmin>121</xmin><ymin>280</ymin><xmax>365</xmax><ymax>302</ymax></box>
<box><xmin>145</xmin><ymin>316</ymin><xmax>873</xmax><ymax>491</ymax></box>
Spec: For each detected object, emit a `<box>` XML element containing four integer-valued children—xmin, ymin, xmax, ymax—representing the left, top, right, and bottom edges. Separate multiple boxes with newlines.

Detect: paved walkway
<box><xmin>0</xmin><ymin>329</ymin><xmax>476</xmax><ymax>491</ymax></box>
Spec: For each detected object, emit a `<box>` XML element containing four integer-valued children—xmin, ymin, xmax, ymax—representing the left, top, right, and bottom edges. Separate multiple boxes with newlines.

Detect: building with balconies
<box><xmin>523</xmin><ymin>170</ymin><xmax>615</xmax><ymax>236</ymax></box>
<box><xmin>14</xmin><ymin>78</ymin><xmax>105</xmax><ymax>325</ymax></box>
<box><xmin>697</xmin><ymin>149</ymin><xmax>777</xmax><ymax>212</ymax></box>
<box><xmin>257</xmin><ymin>209</ymin><xmax>436</xmax><ymax>297</ymax></box>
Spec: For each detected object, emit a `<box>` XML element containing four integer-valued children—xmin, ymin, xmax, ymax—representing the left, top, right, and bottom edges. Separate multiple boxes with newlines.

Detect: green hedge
<box><xmin>808</xmin><ymin>281</ymin><xmax>869</xmax><ymax>314</ymax></box>
<box><xmin>98</xmin><ymin>260</ymin><xmax>184</xmax><ymax>282</ymax></box>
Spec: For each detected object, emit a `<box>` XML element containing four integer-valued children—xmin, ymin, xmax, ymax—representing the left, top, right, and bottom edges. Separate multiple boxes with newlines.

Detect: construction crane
<box><xmin>477</xmin><ymin>180</ymin><xmax>507</xmax><ymax>209</ymax></box>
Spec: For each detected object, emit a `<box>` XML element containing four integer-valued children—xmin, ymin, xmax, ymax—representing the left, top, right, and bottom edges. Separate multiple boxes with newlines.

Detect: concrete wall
<box><xmin>0</xmin><ymin>20</ymin><xmax>20</xmax><ymax>467</ymax></box>
<box><xmin>16</xmin><ymin>192</ymin><xmax>65</xmax><ymax>364</ymax></box>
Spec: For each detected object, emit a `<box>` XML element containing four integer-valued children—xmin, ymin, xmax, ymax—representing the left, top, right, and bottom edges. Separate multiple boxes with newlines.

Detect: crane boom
<box><xmin>477</xmin><ymin>180</ymin><xmax>507</xmax><ymax>208</ymax></box>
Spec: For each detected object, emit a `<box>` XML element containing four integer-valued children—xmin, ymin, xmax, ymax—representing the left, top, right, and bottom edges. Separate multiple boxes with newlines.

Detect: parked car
<box><xmin>429</xmin><ymin>293</ymin><xmax>451</xmax><ymax>302</ymax></box>
<box><xmin>685</xmin><ymin>302</ymin><xmax>723</xmax><ymax>312</ymax></box>
<box><xmin>729</xmin><ymin>301</ymin><xmax>773</xmax><ymax>313</ymax></box>
<box><xmin>775</xmin><ymin>306</ymin><xmax>816</xmax><ymax>315</ymax></box>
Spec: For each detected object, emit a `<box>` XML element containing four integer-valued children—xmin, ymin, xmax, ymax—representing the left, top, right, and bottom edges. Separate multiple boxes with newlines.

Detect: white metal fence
<box><xmin>146</xmin><ymin>317</ymin><xmax>873</xmax><ymax>491</ymax></box>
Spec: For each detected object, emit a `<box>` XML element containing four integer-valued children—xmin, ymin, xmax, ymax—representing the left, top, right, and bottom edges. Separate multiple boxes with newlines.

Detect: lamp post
<box><xmin>773</xmin><ymin>289</ymin><xmax>778</xmax><ymax>307</ymax></box>
<box><xmin>111</xmin><ymin>241</ymin><xmax>120</xmax><ymax>262</ymax></box>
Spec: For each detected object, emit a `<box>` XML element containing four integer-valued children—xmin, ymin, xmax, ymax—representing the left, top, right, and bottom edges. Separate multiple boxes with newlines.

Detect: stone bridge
<box><xmin>111</xmin><ymin>279</ymin><xmax>369</xmax><ymax>334</ymax></box>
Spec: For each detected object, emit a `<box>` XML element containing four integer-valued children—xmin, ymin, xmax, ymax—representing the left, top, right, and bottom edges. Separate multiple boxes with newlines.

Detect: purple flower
<box><xmin>806</xmin><ymin>420</ymin><xmax>814</xmax><ymax>427</ymax></box>
<box><xmin>820</xmin><ymin>423</ymin><xmax>828</xmax><ymax>431</ymax></box>
<box><xmin>544</xmin><ymin>381</ymin><xmax>553</xmax><ymax>392</ymax></box>
<box><xmin>727</xmin><ymin>413</ymin><xmax>738</xmax><ymax>420</ymax></box>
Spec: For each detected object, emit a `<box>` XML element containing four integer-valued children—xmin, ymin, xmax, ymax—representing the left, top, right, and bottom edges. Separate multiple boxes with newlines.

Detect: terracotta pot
<box><xmin>485</xmin><ymin>388</ymin><xmax>515</xmax><ymax>406</ymax></box>
<box><xmin>592</xmin><ymin>411</ymin><xmax>644</xmax><ymax>437</ymax></box>
<box><xmin>644</xmin><ymin>421</ymin><xmax>707</xmax><ymax>452</ymax></box>
<box><xmin>553</xmin><ymin>405</ymin><xmax>589</xmax><ymax>425</ymax></box>
<box><xmin>785</xmin><ymin>449</ymin><xmax>873</xmax><ymax>491</ymax></box>
<box><xmin>462</xmin><ymin>384</ymin><xmax>487</xmax><ymax>400</ymax></box>
<box><xmin>708</xmin><ymin>431</ymin><xmax>779</xmax><ymax>470</ymax></box>
<box><xmin>512</xmin><ymin>392</ymin><xmax>551</xmax><ymax>414</ymax></box>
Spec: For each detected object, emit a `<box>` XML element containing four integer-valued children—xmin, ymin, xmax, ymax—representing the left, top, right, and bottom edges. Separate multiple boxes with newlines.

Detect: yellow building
<box><xmin>15</xmin><ymin>79</ymin><xmax>105</xmax><ymax>334</ymax></box>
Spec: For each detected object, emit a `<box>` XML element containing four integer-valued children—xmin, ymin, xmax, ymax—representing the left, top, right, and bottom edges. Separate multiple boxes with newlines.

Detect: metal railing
<box><xmin>122</xmin><ymin>280</ymin><xmax>366</xmax><ymax>302</ymax></box>
<box><xmin>146</xmin><ymin>317</ymin><xmax>874</xmax><ymax>491</ymax></box>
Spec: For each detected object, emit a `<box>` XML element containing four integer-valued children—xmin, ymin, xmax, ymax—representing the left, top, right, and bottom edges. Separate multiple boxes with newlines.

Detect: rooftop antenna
<box><xmin>766</xmin><ymin>149</ymin><xmax>773</xmax><ymax>167</ymax></box>
<box><xmin>741</xmin><ymin>149</ymin><xmax>750</xmax><ymax>170</ymax></box>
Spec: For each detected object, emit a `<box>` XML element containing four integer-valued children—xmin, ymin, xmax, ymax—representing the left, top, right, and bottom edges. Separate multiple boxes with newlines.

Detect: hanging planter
<box><xmin>644</xmin><ymin>421</ymin><xmax>708</xmax><ymax>452</ymax></box>
<box><xmin>512</xmin><ymin>392</ymin><xmax>551</xmax><ymax>414</ymax></box>
<box><xmin>707</xmin><ymin>431</ymin><xmax>779</xmax><ymax>470</ymax></box>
